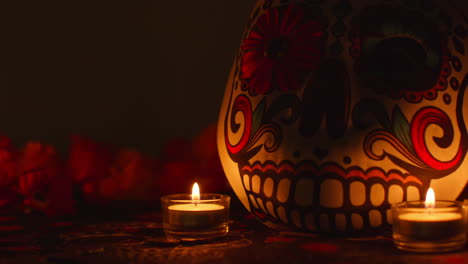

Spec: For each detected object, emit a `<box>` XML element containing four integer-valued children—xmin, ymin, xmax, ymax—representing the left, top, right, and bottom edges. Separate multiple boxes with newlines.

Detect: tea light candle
<box><xmin>167</xmin><ymin>183</ymin><xmax>225</xmax><ymax>228</ymax></box>
<box><xmin>464</xmin><ymin>200</ymin><xmax>468</xmax><ymax>236</ymax></box>
<box><xmin>161</xmin><ymin>183</ymin><xmax>230</xmax><ymax>241</ymax></box>
<box><xmin>392</xmin><ymin>188</ymin><xmax>466</xmax><ymax>253</ymax></box>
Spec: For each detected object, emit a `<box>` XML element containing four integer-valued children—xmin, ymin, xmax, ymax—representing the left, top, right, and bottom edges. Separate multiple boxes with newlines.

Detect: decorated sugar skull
<box><xmin>217</xmin><ymin>0</ymin><xmax>468</xmax><ymax>233</ymax></box>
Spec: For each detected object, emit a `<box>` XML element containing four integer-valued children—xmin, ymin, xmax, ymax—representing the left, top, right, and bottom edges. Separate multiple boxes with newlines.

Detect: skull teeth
<box><xmin>263</xmin><ymin>177</ymin><xmax>274</xmax><ymax>198</ymax></box>
<box><xmin>294</xmin><ymin>178</ymin><xmax>314</xmax><ymax>207</ymax></box>
<box><xmin>349</xmin><ymin>181</ymin><xmax>366</xmax><ymax>206</ymax></box>
<box><xmin>276</xmin><ymin>178</ymin><xmax>291</xmax><ymax>203</ymax></box>
<box><xmin>242</xmin><ymin>172</ymin><xmax>422</xmax><ymax>232</ymax></box>
<box><xmin>369</xmin><ymin>210</ymin><xmax>382</xmax><ymax>227</ymax></box>
<box><xmin>351</xmin><ymin>213</ymin><xmax>363</xmax><ymax>230</ymax></box>
<box><xmin>388</xmin><ymin>185</ymin><xmax>404</xmax><ymax>204</ymax></box>
<box><xmin>320</xmin><ymin>179</ymin><xmax>344</xmax><ymax>208</ymax></box>
<box><xmin>370</xmin><ymin>183</ymin><xmax>385</xmax><ymax>206</ymax></box>
<box><xmin>251</xmin><ymin>175</ymin><xmax>261</xmax><ymax>193</ymax></box>
<box><xmin>406</xmin><ymin>185</ymin><xmax>420</xmax><ymax>201</ymax></box>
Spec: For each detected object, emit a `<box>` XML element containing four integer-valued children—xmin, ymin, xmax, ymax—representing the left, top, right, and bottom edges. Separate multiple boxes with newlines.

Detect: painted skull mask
<box><xmin>217</xmin><ymin>0</ymin><xmax>468</xmax><ymax>233</ymax></box>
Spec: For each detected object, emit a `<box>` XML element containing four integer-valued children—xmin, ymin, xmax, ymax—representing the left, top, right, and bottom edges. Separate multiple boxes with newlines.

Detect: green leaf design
<box><xmin>251</xmin><ymin>99</ymin><xmax>266</xmax><ymax>138</ymax></box>
<box><xmin>391</xmin><ymin>106</ymin><xmax>415</xmax><ymax>153</ymax></box>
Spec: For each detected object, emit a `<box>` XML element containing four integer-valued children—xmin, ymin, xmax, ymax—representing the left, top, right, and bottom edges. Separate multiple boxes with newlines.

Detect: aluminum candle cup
<box><xmin>464</xmin><ymin>200</ymin><xmax>468</xmax><ymax>237</ymax></box>
<box><xmin>161</xmin><ymin>193</ymin><xmax>230</xmax><ymax>241</ymax></box>
<box><xmin>391</xmin><ymin>200</ymin><xmax>466</xmax><ymax>252</ymax></box>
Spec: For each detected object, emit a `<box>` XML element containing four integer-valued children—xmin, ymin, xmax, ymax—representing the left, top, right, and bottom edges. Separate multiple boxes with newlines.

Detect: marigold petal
<box><xmin>264</xmin><ymin>8</ymin><xmax>280</xmax><ymax>36</ymax></box>
<box><xmin>241</xmin><ymin>38</ymin><xmax>265</xmax><ymax>51</ymax></box>
<box><xmin>255</xmin><ymin>13</ymin><xmax>269</xmax><ymax>35</ymax></box>
<box><xmin>281</xmin><ymin>5</ymin><xmax>303</xmax><ymax>35</ymax></box>
<box><xmin>245</xmin><ymin>29</ymin><xmax>264</xmax><ymax>43</ymax></box>
<box><xmin>287</xmin><ymin>46</ymin><xmax>322</xmax><ymax>67</ymax></box>
<box><xmin>267</xmin><ymin>8</ymin><xmax>279</xmax><ymax>27</ymax></box>
<box><xmin>249</xmin><ymin>61</ymin><xmax>273</xmax><ymax>94</ymax></box>
<box><xmin>241</xmin><ymin>51</ymin><xmax>267</xmax><ymax>78</ymax></box>
<box><xmin>275</xmin><ymin>64</ymin><xmax>302</xmax><ymax>92</ymax></box>
<box><xmin>242</xmin><ymin>4</ymin><xmax>324</xmax><ymax>95</ymax></box>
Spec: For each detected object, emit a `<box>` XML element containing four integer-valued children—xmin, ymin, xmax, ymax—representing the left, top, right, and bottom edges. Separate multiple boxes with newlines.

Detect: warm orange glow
<box><xmin>192</xmin><ymin>182</ymin><xmax>200</xmax><ymax>203</ymax></box>
<box><xmin>425</xmin><ymin>187</ymin><xmax>435</xmax><ymax>209</ymax></box>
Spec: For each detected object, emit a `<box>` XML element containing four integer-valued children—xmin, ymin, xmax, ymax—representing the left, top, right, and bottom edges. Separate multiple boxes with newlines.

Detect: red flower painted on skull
<box><xmin>240</xmin><ymin>4</ymin><xmax>323</xmax><ymax>95</ymax></box>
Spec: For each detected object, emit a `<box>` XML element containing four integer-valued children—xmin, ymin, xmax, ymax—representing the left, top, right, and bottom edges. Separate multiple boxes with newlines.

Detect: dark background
<box><xmin>0</xmin><ymin>0</ymin><xmax>254</xmax><ymax>155</ymax></box>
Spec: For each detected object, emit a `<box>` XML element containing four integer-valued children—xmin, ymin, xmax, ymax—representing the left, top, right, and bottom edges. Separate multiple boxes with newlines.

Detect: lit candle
<box><xmin>392</xmin><ymin>188</ymin><xmax>466</xmax><ymax>252</ymax></box>
<box><xmin>161</xmin><ymin>183</ymin><xmax>230</xmax><ymax>241</ymax></box>
<box><xmin>463</xmin><ymin>199</ymin><xmax>468</xmax><ymax>236</ymax></box>
<box><xmin>396</xmin><ymin>188</ymin><xmax>462</xmax><ymax>240</ymax></box>
<box><xmin>167</xmin><ymin>183</ymin><xmax>225</xmax><ymax>228</ymax></box>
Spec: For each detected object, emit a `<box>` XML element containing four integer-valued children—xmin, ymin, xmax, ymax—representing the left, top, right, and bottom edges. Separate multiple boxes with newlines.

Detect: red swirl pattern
<box><xmin>411</xmin><ymin>107</ymin><xmax>464</xmax><ymax>170</ymax></box>
<box><xmin>225</xmin><ymin>95</ymin><xmax>252</xmax><ymax>154</ymax></box>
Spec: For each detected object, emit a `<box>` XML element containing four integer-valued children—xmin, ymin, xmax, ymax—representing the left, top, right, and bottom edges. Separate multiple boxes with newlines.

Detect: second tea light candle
<box><xmin>391</xmin><ymin>188</ymin><xmax>466</xmax><ymax>253</ymax></box>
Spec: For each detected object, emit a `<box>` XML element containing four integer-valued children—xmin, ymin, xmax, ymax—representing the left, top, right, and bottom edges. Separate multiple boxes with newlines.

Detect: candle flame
<box><xmin>192</xmin><ymin>182</ymin><xmax>200</xmax><ymax>203</ymax></box>
<box><xmin>425</xmin><ymin>187</ymin><xmax>435</xmax><ymax>209</ymax></box>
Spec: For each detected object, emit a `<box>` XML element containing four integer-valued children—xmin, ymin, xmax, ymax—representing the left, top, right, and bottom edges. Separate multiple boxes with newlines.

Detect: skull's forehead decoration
<box><xmin>217</xmin><ymin>0</ymin><xmax>468</xmax><ymax>233</ymax></box>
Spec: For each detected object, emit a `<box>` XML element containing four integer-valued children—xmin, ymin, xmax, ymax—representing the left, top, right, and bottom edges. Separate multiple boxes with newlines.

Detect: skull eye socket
<box><xmin>364</xmin><ymin>36</ymin><xmax>440</xmax><ymax>92</ymax></box>
<box><xmin>353</xmin><ymin>6</ymin><xmax>449</xmax><ymax>102</ymax></box>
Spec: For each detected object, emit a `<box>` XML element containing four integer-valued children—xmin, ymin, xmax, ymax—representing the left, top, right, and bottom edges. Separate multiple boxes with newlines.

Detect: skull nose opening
<box><xmin>364</xmin><ymin>37</ymin><xmax>440</xmax><ymax>92</ymax></box>
<box><xmin>300</xmin><ymin>59</ymin><xmax>350</xmax><ymax>138</ymax></box>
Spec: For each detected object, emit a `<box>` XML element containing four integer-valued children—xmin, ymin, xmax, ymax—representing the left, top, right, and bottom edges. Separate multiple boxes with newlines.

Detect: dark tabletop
<box><xmin>0</xmin><ymin>206</ymin><xmax>467</xmax><ymax>264</ymax></box>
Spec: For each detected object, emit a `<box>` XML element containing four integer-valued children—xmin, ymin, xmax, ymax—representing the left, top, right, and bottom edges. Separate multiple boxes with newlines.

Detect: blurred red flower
<box><xmin>0</xmin><ymin>120</ymin><xmax>230</xmax><ymax>217</ymax></box>
<box><xmin>17</xmin><ymin>142</ymin><xmax>74</xmax><ymax>217</ymax></box>
<box><xmin>160</xmin><ymin>137</ymin><xmax>192</xmax><ymax>162</ymax></box>
<box><xmin>68</xmin><ymin>135</ymin><xmax>115</xmax><ymax>184</ymax></box>
<box><xmin>240</xmin><ymin>4</ymin><xmax>323</xmax><ymax>95</ymax></box>
<box><xmin>102</xmin><ymin>149</ymin><xmax>157</xmax><ymax>201</ymax></box>
<box><xmin>69</xmin><ymin>135</ymin><xmax>158</xmax><ymax>204</ymax></box>
<box><xmin>190</xmin><ymin>122</ymin><xmax>230</xmax><ymax>193</ymax></box>
<box><xmin>157</xmin><ymin>122</ymin><xmax>230</xmax><ymax>196</ymax></box>
<box><xmin>0</xmin><ymin>135</ymin><xmax>18</xmax><ymax>208</ymax></box>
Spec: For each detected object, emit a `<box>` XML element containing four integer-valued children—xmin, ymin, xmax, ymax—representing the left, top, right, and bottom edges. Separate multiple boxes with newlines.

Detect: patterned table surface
<box><xmin>0</xmin><ymin>209</ymin><xmax>467</xmax><ymax>264</ymax></box>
